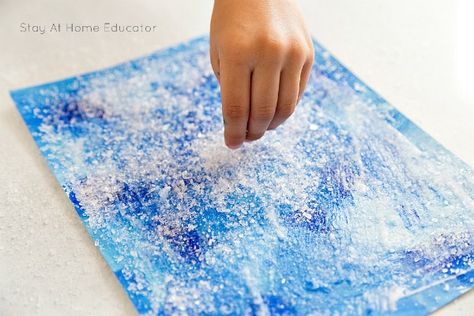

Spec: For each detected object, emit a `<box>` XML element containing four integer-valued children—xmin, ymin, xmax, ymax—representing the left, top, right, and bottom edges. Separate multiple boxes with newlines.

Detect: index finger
<box><xmin>220</xmin><ymin>61</ymin><xmax>251</xmax><ymax>149</ymax></box>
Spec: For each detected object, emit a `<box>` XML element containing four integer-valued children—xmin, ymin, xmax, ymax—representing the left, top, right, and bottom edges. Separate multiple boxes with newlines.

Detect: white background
<box><xmin>0</xmin><ymin>0</ymin><xmax>473</xmax><ymax>314</ymax></box>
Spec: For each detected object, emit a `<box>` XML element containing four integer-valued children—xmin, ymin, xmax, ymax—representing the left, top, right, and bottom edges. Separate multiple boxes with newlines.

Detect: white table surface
<box><xmin>1</xmin><ymin>0</ymin><xmax>473</xmax><ymax>315</ymax></box>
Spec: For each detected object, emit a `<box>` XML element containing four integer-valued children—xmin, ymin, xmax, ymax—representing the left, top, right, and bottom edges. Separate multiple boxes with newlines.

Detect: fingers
<box><xmin>298</xmin><ymin>55</ymin><xmax>314</xmax><ymax>103</ymax></box>
<box><xmin>268</xmin><ymin>64</ymin><xmax>301</xmax><ymax>130</ymax></box>
<box><xmin>215</xmin><ymin>36</ymin><xmax>314</xmax><ymax>148</ymax></box>
<box><xmin>220</xmin><ymin>61</ymin><xmax>251</xmax><ymax>149</ymax></box>
<box><xmin>247</xmin><ymin>65</ymin><xmax>280</xmax><ymax>141</ymax></box>
<box><xmin>268</xmin><ymin>42</ymin><xmax>313</xmax><ymax>130</ymax></box>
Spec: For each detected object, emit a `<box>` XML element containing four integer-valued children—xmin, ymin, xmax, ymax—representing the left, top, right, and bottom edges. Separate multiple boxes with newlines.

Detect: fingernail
<box><xmin>227</xmin><ymin>144</ymin><xmax>241</xmax><ymax>150</ymax></box>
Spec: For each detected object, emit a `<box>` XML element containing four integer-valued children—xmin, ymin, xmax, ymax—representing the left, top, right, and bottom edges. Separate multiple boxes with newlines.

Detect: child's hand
<box><xmin>210</xmin><ymin>0</ymin><xmax>314</xmax><ymax>149</ymax></box>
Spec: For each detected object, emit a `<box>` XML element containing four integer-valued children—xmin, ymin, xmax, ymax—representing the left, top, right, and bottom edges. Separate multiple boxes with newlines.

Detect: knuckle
<box><xmin>252</xmin><ymin>105</ymin><xmax>275</xmax><ymax>121</ymax></box>
<box><xmin>259</xmin><ymin>34</ymin><xmax>286</xmax><ymax>59</ymax></box>
<box><xmin>267</xmin><ymin>37</ymin><xmax>287</xmax><ymax>52</ymax></box>
<box><xmin>224</xmin><ymin>104</ymin><xmax>247</xmax><ymax>120</ymax></box>
<box><xmin>306</xmin><ymin>43</ymin><xmax>315</xmax><ymax>63</ymax></box>
<box><xmin>286</xmin><ymin>40</ymin><xmax>307</xmax><ymax>61</ymax></box>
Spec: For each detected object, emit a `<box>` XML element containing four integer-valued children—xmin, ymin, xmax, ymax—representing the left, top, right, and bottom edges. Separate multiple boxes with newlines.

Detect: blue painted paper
<box><xmin>11</xmin><ymin>37</ymin><xmax>474</xmax><ymax>315</ymax></box>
